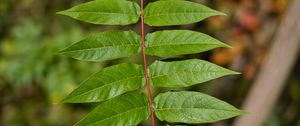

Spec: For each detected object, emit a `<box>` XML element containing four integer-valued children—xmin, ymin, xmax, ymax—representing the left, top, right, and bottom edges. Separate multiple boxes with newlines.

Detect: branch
<box><xmin>233</xmin><ymin>0</ymin><xmax>300</xmax><ymax>125</ymax></box>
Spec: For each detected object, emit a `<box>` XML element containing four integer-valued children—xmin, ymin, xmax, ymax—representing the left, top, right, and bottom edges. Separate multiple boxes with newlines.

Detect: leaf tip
<box><xmin>60</xmin><ymin>95</ymin><xmax>78</xmax><ymax>104</ymax></box>
<box><xmin>232</xmin><ymin>71</ymin><xmax>242</xmax><ymax>74</ymax></box>
<box><xmin>56</xmin><ymin>11</ymin><xmax>66</xmax><ymax>15</ymax></box>
<box><xmin>219</xmin><ymin>12</ymin><xmax>227</xmax><ymax>16</ymax></box>
<box><xmin>220</xmin><ymin>42</ymin><xmax>232</xmax><ymax>48</ymax></box>
<box><xmin>58</xmin><ymin>48</ymin><xmax>69</xmax><ymax>55</ymax></box>
<box><xmin>241</xmin><ymin>110</ymin><xmax>250</xmax><ymax>115</ymax></box>
<box><xmin>225</xmin><ymin>69</ymin><xmax>241</xmax><ymax>75</ymax></box>
<box><xmin>229</xmin><ymin>108</ymin><xmax>247</xmax><ymax>117</ymax></box>
<box><xmin>60</xmin><ymin>97</ymin><xmax>70</xmax><ymax>103</ymax></box>
<box><xmin>234</xmin><ymin>109</ymin><xmax>249</xmax><ymax>117</ymax></box>
<box><xmin>212</xmin><ymin>9</ymin><xmax>227</xmax><ymax>16</ymax></box>
<box><xmin>232</xmin><ymin>71</ymin><xmax>241</xmax><ymax>75</ymax></box>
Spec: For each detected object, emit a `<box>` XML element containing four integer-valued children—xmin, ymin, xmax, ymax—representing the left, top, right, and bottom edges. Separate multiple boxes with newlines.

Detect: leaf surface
<box><xmin>62</xmin><ymin>63</ymin><xmax>145</xmax><ymax>103</ymax></box>
<box><xmin>57</xmin><ymin>0</ymin><xmax>140</xmax><ymax>25</ymax></box>
<box><xmin>75</xmin><ymin>92</ymin><xmax>150</xmax><ymax>126</ymax></box>
<box><xmin>144</xmin><ymin>0</ymin><xmax>225</xmax><ymax>26</ymax></box>
<box><xmin>149</xmin><ymin>59</ymin><xmax>239</xmax><ymax>87</ymax></box>
<box><xmin>60</xmin><ymin>31</ymin><xmax>141</xmax><ymax>62</ymax></box>
<box><xmin>154</xmin><ymin>91</ymin><xmax>244</xmax><ymax>123</ymax></box>
<box><xmin>145</xmin><ymin>30</ymin><xmax>230</xmax><ymax>56</ymax></box>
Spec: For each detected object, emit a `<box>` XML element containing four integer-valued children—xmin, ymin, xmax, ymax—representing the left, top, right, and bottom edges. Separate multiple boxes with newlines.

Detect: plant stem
<box><xmin>140</xmin><ymin>0</ymin><xmax>155</xmax><ymax>126</ymax></box>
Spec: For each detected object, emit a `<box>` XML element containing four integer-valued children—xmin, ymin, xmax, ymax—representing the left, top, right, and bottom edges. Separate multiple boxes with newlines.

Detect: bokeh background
<box><xmin>0</xmin><ymin>0</ymin><xmax>299</xmax><ymax>126</ymax></box>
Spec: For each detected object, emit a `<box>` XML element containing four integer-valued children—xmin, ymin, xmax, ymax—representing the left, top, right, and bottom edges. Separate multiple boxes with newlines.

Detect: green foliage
<box><xmin>154</xmin><ymin>91</ymin><xmax>244</xmax><ymax>123</ymax></box>
<box><xmin>144</xmin><ymin>0</ymin><xmax>225</xmax><ymax>26</ymax></box>
<box><xmin>0</xmin><ymin>19</ymin><xmax>101</xmax><ymax>102</ymax></box>
<box><xmin>59</xmin><ymin>31</ymin><xmax>141</xmax><ymax>61</ymax></box>
<box><xmin>149</xmin><ymin>59</ymin><xmax>239</xmax><ymax>87</ymax></box>
<box><xmin>57</xmin><ymin>0</ymin><xmax>141</xmax><ymax>25</ymax></box>
<box><xmin>145</xmin><ymin>30</ymin><xmax>230</xmax><ymax>57</ymax></box>
<box><xmin>58</xmin><ymin>0</ymin><xmax>243</xmax><ymax>125</ymax></box>
<box><xmin>74</xmin><ymin>92</ymin><xmax>150</xmax><ymax>126</ymax></box>
<box><xmin>62</xmin><ymin>63</ymin><xmax>145</xmax><ymax>103</ymax></box>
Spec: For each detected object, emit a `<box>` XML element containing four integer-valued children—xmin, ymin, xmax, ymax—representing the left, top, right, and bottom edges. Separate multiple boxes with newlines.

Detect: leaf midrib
<box><xmin>62</xmin><ymin>11</ymin><xmax>138</xmax><ymax>17</ymax></box>
<box><xmin>145</xmin><ymin>12</ymin><xmax>218</xmax><ymax>18</ymax></box>
<box><xmin>147</xmin><ymin>43</ymin><xmax>223</xmax><ymax>48</ymax></box>
<box><xmin>151</xmin><ymin>70</ymin><xmax>230</xmax><ymax>79</ymax></box>
<box><xmin>62</xmin><ymin>44</ymin><xmax>140</xmax><ymax>53</ymax></box>
<box><xmin>156</xmin><ymin>107</ymin><xmax>240</xmax><ymax>113</ymax></box>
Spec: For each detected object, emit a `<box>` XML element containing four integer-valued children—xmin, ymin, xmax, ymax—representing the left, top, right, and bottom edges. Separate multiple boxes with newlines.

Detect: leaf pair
<box><xmin>58</xmin><ymin>0</ymin><xmax>224</xmax><ymax>26</ymax></box>
<box><xmin>60</xmin><ymin>30</ymin><xmax>229</xmax><ymax>62</ymax></box>
<box><xmin>62</xmin><ymin>59</ymin><xmax>238</xmax><ymax>103</ymax></box>
<box><xmin>57</xmin><ymin>0</ymin><xmax>245</xmax><ymax>125</ymax></box>
<box><xmin>74</xmin><ymin>91</ymin><xmax>244</xmax><ymax>126</ymax></box>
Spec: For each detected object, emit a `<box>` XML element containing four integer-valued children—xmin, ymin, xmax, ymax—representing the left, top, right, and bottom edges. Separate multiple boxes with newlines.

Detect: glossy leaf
<box><xmin>60</xmin><ymin>31</ymin><xmax>141</xmax><ymax>62</ymax></box>
<box><xmin>154</xmin><ymin>91</ymin><xmax>244</xmax><ymax>123</ymax></box>
<box><xmin>149</xmin><ymin>59</ymin><xmax>239</xmax><ymax>87</ymax></box>
<box><xmin>144</xmin><ymin>0</ymin><xmax>225</xmax><ymax>26</ymax></box>
<box><xmin>62</xmin><ymin>63</ymin><xmax>145</xmax><ymax>103</ymax></box>
<box><xmin>75</xmin><ymin>92</ymin><xmax>150</xmax><ymax>126</ymax></box>
<box><xmin>145</xmin><ymin>30</ymin><xmax>230</xmax><ymax>56</ymax></box>
<box><xmin>57</xmin><ymin>0</ymin><xmax>140</xmax><ymax>25</ymax></box>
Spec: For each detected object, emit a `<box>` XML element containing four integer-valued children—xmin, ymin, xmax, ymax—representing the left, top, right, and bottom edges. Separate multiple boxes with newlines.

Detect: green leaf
<box><xmin>144</xmin><ymin>0</ymin><xmax>225</xmax><ymax>26</ymax></box>
<box><xmin>75</xmin><ymin>92</ymin><xmax>150</xmax><ymax>126</ymax></box>
<box><xmin>60</xmin><ymin>31</ymin><xmax>141</xmax><ymax>62</ymax></box>
<box><xmin>154</xmin><ymin>91</ymin><xmax>244</xmax><ymax>123</ymax></box>
<box><xmin>57</xmin><ymin>0</ymin><xmax>140</xmax><ymax>25</ymax></box>
<box><xmin>62</xmin><ymin>63</ymin><xmax>145</xmax><ymax>103</ymax></box>
<box><xmin>149</xmin><ymin>59</ymin><xmax>239</xmax><ymax>87</ymax></box>
<box><xmin>145</xmin><ymin>30</ymin><xmax>230</xmax><ymax>56</ymax></box>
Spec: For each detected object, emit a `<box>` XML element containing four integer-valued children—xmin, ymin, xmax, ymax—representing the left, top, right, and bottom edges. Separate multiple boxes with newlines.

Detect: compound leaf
<box><xmin>149</xmin><ymin>59</ymin><xmax>239</xmax><ymax>87</ymax></box>
<box><xmin>60</xmin><ymin>31</ymin><xmax>141</xmax><ymax>62</ymax></box>
<box><xmin>62</xmin><ymin>63</ymin><xmax>145</xmax><ymax>103</ymax></box>
<box><xmin>144</xmin><ymin>0</ymin><xmax>225</xmax><ymax>26</ymax></box>
<box><xmin>154</xmin><ymin>91</ymin><xmax>244</xmax><ymax>123</ymax></box>
<box><xmin>145</xmin><ymin>30</ymin><xmax>230</xmax><ymax>56</ymax></box>
<box><xmin>75</xmin><ymin>92</ymin><xmax>150</xmax><ymax>126</ymax></box>
<box><xmin>57</xmin><ymin>0</ymin><xmax>140</xmax><ymax>25</ymax></box>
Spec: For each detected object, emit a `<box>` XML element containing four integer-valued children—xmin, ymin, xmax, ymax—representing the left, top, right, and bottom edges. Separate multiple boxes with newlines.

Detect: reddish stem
<box><xmin>140</xmin><ymin>0</ymin><xmax>155</xmax><ymax>126</ymax></box>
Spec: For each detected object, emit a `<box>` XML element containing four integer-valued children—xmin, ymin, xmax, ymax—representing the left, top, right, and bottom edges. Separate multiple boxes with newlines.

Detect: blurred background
<box><xmin>0</xmin><ymin>0</ymin><xmax>299</xmax><ymax>126</ymax></box>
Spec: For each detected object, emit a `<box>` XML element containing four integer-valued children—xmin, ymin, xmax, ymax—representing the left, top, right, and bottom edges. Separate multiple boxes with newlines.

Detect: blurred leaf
<box><xmin>265</xmin><ymin>113</ymin><xmax>282</xmax><ymax>126</ymax></box>
<box><xmin>0</xmin><ymin>19</ymin><xmax>102</xmax><ymax>102</ymax></box>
